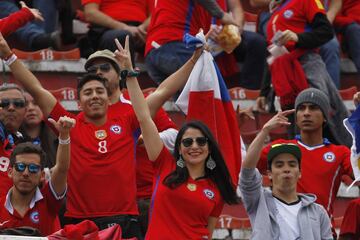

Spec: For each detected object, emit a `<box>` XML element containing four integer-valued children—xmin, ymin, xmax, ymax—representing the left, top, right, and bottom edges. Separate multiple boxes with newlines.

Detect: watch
<box><xmin>119</xmin><ymin>69</ymin><xmax>140</xmax><ymax>88</ymax></box>
<box><xmin>120</xmin><ymin>69</ymin><xmax>140</xmax><ymax>80</ymax></box>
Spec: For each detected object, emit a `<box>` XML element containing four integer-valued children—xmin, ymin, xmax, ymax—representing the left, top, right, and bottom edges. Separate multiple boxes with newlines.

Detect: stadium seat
<box><xmin>12</xmin><ymin>48</ymin><xmax>81</xmax><ymax>61</ymax></box>
<box><xmin>339</xmin><ymin>86</ymin><xmax>357</xmax><ymax>111</ymax></box>
<box><xmin>216</xmin><ymin>215</ymin><xmax>251</xmax><ymax>229</ymax></box>
<box><xmin>229</xmin><ymin>87</ymin><xmax>260</xmax><ymax>110</ymax></box>
<box><xmin>50</xmin><ymin>87</ymin><xmax>79</xmax><ymax>112</ymax></box>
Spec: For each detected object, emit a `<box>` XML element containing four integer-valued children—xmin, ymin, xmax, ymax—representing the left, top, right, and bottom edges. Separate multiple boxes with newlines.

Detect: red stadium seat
<box><xmin>229</xmin><ymin>87</ymin><xmax>260</xmax><ymax>111</ymax></box>
<box><xmin>339</xmin><ymin>86</ymin><xmax>357</xmax><ymax>111</ymax></box>
<box><xmin>216</xmin><ymin>215</ymin><xmax>251</xmax><ymax>229</ymax></box>
<box><xmin>50</xmin><ymin>87</ymin><xmax>79</xmax><ymax>111</ymax></box>
<box><xmin>229</xmin><ymin>87</ymin><xmax>260</xmax><ymax>100</ymax></box>
<box><xmin>339</xmin><ymin>86</ymin><xmax>357</xmax><ymax>100</ymax></box>
<box><xmin>12</xmin><ymin>48</ymin><xmax>81</xmax><ymax>61</ymax></box>
<box><xmin>50</xmin><ymin>87</ymin><xmax>78</xmax><ymax>101</ymax></box>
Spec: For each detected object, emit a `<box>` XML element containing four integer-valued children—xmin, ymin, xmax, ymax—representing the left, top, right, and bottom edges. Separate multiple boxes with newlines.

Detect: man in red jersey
<box><xmin>258</xmin><ymin>88</ymin><xmax>353</xmax><ymax>238</ymax></box>
<box><xmin>0</xmin><ymin>83</ymin><xmax>27</xmax><ymax>196</ymax></box>
<box><xmin>0</xmin><ymin>116</ymin><xmax>74</xmax><ymax>236</ymax></box>
<box><xmin>0</xmin><ymin>32</ymin><xmax>201</xmax><ymax>239</ymax></box>
<box><xmin>84</xmin><ymin>49</ymin><xmax>178</xmax><ymax>236</ymax></box>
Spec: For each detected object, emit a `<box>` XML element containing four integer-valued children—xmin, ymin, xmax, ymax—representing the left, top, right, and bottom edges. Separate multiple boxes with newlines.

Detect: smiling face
<box><xmin>296</xmin><ymin>103</ymin><xmax>325</xmax><ymax>132</ymax></box>
<box><xmin>79</xmin><ymin>80</ymin><xmax>109</xmax><ymax>121</ymax></box>
<box><xmin>178</xmin><ymin>127</ymin><xmax>210</xmax><ymax>169</ymax></box>
<box><xmin>268</xmin><ymin>153</ymin><xmax>301</xmax><ymax>194</ymax></box>
<box><xmin>8</xmin><ymin>153</ymin><xmax>44</xmax><ymax>196</ymax></box>
<box><xmin>0</xmin><ymin>89</ymin><xmax>26</xmax><ymax>134</ymax></box>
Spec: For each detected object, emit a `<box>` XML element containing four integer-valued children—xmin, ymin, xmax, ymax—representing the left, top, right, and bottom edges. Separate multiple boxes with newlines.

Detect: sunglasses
<box><xmin>181</xmin><ymin>137</ymin><xmax>208</xmax><ymax>147</ymax></box>
<box><xmin>14</xmin><ymin>162</ymin><xmax>41</xmax><ymax>174</ymax></box>
<box><xmin>86</xmin><ymin>63</ymin><xmax>111</xmax><ymax>73</ymax></box>
<box><xmin>0</xmin><ymin>99</ymin><xmax>26</xmax><ymax>109</ymax></box>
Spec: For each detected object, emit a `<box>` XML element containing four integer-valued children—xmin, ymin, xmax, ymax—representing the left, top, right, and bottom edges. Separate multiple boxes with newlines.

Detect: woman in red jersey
<box><xmin>116</xmin><ymin>37</ymin><xmax>238</xmax><ymax>240</ymax></box>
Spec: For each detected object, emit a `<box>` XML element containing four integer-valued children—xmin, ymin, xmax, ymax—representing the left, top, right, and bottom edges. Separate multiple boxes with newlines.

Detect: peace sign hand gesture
<box><xmin>114</xmin><ymin>36</ymin><xmax>133</xmax><ymax>71</ymax></box>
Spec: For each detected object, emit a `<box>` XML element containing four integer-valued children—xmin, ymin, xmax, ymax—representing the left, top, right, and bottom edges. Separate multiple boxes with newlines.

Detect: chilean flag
<box><xmin>344</xmin><ymin>105</ymin><xmax>360</xmax><ymax>189</ymax></box>
<box><xmin>176</xmin><ymin>32</ymin><xmax>241</xmax><ymax>186</ymax></box>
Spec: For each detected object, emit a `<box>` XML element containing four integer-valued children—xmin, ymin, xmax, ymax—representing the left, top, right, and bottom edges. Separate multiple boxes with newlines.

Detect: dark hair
<box><xmin>77</xmin><ymin>73</ymin><xmax>110</xmax><ymax>99</ymax></box>
<box><xmin>0</xmin><ymin>83</ymin><xmax>25</xmax><ymax>100</ymax></box>
<box><xmin>163</xmin><ymin>120</ymin><xmax>238</xmax><ymax>204</ymax></box>
<box><xmin>10</xmin><ymin>142</ymin><xmax>47</xmax><ymax>169</ymax></box>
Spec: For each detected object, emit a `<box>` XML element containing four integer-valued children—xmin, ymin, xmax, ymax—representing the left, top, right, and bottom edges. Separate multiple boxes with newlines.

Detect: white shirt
<box><xmin>274</xmin><ymin>197</ymin><xmax>302</xmax><ymax>240</ymax></box>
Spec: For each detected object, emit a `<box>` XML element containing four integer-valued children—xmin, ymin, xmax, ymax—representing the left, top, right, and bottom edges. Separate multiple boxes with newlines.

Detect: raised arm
<box><xmin>327</xmin><ymin>0</ymin><xmax>342</xmax><ymax>24</ymax></box>
<box><xmin>228</xmin><ymin>0</ymin><xmax>245</xmax><ymax>31</ymax></box>
<box><xmin>242</xmin><ymin>110</ymin><xmax>294</xmax><ymax>169</ymax></box>
<box><xmin>47</xmin><ymin>116</ymin><xmax>75</xmax><ymax>196</ymax></box>
<box><xmin>115</xmin><ymin>37</ymin><xmax>163</xmax><ymax>161</ymax></box>
<box><xmin>0</xmin><ymin>33</ymin><xmax>56</xmax><ymax>117</ymax></box>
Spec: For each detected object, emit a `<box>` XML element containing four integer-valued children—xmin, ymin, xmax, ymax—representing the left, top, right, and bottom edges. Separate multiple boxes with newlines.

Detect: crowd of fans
<box><xmin>0</xmin><ymin>0</ymin><xmax>360</xmax><ymax>239</ymax></box>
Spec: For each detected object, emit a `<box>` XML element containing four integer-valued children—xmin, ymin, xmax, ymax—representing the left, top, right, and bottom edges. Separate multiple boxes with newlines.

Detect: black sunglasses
<box><xmin>181</xmin><ymin>137</ymin><xmax>208</xmax><ymax>147</ymax></box>
<box><xmin>14</xmin><ymin>162</ymin><xmax>41</xmax><ymax>174</ymax></box>
<box><xmin>0</xmin><ymin>99</ymin><xmax>26</xmax><ymax>109</ymax></box>
<box><xmin>86</xmin><ymin>63</ymin><xmax>111</xmax><ymax>73</ymax></box>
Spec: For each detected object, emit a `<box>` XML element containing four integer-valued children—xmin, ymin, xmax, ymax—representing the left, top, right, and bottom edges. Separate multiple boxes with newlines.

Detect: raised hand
<box><xmin>114</xmin><ymin>36</ymin><xmax>133</xmax><ymax>70</ymax></box>
<box><xmin>19</xmin><ymin>1</ymin><xmax>44</xmax><ymax>21</ymax></box>
<box><xmin>48</xmin><ymin>116</ymin><xmax>76</xmax><ymax>136</ymax></box>
<box><xmin>262</xmin><ymin>109</ymin><xmax>294</xmax><ymax>133</ymax></box>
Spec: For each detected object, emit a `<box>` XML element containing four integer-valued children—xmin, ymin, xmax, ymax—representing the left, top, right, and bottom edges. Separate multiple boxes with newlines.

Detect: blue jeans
<box><xmin>145</xmin><ymin>41</ymin><xmax>195</xmax><ymax>85</ymax></box>
<box><xmin>344</xmin><ymin>22</ymin><xmax>360</xmax><ymax>72</ymax></box>
<box><xmin>0</xmin><ymin>0</ymin><xmax>45</xmax><ymax>48</ymax></box>
<box><xmin>32</xmin><ymin>0</ymin><xmax>58</xmax><ymax>34</ymax></box>
<box><xmin>320</xmin><ymin>37</ymin><xmax>340</xmax><ymax>88</ymax></box>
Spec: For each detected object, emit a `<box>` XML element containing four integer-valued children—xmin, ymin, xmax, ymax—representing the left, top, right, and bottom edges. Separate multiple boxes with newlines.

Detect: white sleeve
<box><xmin>159</xmin><ymin>128</ymin><xmax>178</xmax><ymax>153</ymax></box>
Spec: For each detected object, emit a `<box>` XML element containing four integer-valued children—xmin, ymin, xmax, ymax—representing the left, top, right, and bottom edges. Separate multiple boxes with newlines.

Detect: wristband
<box><xmin>3</xmin><ymin>53</ymin><xmax>17</xmax><ymax>66</ymax></box>
<box><xmin>58</xmin><ymin>137</ymin><xmax>71</xmax><ymax>145</ymax></box>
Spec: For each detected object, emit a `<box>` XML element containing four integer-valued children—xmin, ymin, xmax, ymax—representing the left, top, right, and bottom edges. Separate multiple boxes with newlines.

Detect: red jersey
<box><xmin>0</xmin><ymin>124</ymin><xmax>16</xmax><ymax>197</ymax></box>
<box><xmin>145</xmin><ymin>0</ymin><xmax>214</xmax><ymax>55</ymax></box>
<box><xmin>0</xmin><ymin>182</ymin><xmax>63</xmax><ymax>236</ymax></box>
<box><xmin>49</xmin><ymin>102</ymin><xmax>140</xmax><ymax>218</ymax></box>
<box><xmin>340</xmin><ymin>198</ymin><xmax>360</xmax><ymax>239</ymax></box>
<box><xmin>81</xmin><ymin>0</ymin><xmax>154</xmax><ymax>23</ymax></box>
<box><xmin>259</xmin><ymin>138</ymin><xmax>352</xmax><ymax>219</ymax></box>
<box><xmin>266</xmin><ymin>0</ymin><xmax>326</xmax><ymax>51</ymax></box>
<box><xmin>334</xmin><ymin>0</ymin><xmax>360</xmax><ymax>27</ymax></box>
<box><xmin>108</xmin><ymin>92</ymin><xmax>177</xmax><ymax>199</ymax></box>
<box><xmin>146</xmin><ymin>147</ymin><xmax>224</xmax><ymax>240</ymax></box>
<box><xmin>0</xmin><ymin>7</ymin><xmax>34</xmax><ymax>37</ymax></box>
